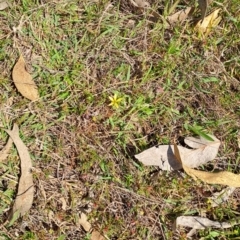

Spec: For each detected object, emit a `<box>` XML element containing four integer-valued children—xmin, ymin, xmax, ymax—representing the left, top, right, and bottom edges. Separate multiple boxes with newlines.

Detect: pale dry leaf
<box><xmin>91</xmin><ymin>231</ymin><xmax>105</xmax><ymax>240</ymax></box>
<box><xmin>182</xmin><ymin>135</ymin><xmax>220</xmax><ymax>167</ymax></box>
<box><xmin>78</xmin><ymin>213</ymin><xmax>105</xmax><ymax>239</ymax></box>
<box><xmin>0</xmin><ymin>1</ymin><xmax>8</xmax><ymax>10</ymax></box>
<box><xmin>184</xmin><ymin>135</ymin><xmax>218</xmax><ymax>149</ymax></box>
<box><xmin>79</xmin><ymin>212</ymin><xmax>92</xmax><ymax>232</ymax></box>
<box><xmin>167</xmin><ymin>7</ymin><xmax>193</xmax><ymax>25</ymax></box>
<box><xmin>135</xmin><ymin>136</ymin><xmax>220</xmax><ymax>171</ymax></box>
<box><xmin>3</xmin><ymin>124</ymin><xmax>34</xmax><ymax>220</ymax></box>
<box><xmin>183</xmin><ymin>166</ymin><xmax>240</xmax><ymax>187</ymax></box>
<box><xmin>135</xmin><ymin>145</ymin><xmax>182</xmax><ymax>171</ymax></box>
<box><xmin>12</xmin><ymin>55</ymin><xmax>39</xmax><ymax>101</ymax></box>
<box><xmin>208</xmin><ymin>187</ymin><xmax>236</xmax><ymax>207</ymax></box>
<box><xmin>174</xmin><ymin>144</ymin><xmax>240</xmax><ymax>187</ymax></box>
<box><xmin>175</xmin><ymin>216</ymin><xmax>236</xmax><ymax>229</ymax></box>
<box><xmin>195</xmin><ymin>9</ymin><xmax>221</xmax><ymax>36</ymax></box>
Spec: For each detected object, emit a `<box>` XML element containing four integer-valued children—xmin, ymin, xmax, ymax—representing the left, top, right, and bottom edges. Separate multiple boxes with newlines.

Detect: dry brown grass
<box><xmin>0</xmin><ymin>0</ymin><xmax>239</xmax><ymax>239</ymax></box>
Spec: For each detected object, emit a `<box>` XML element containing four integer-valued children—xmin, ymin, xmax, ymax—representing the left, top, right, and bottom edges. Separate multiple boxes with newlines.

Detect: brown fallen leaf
<box><xmin>175</xmin><ymin>216</ymin><xmax>238</xmax><ymax>230</ymax></box>
<box><xmin>174</xmin><ymin>143</ymin><xmax>240</xmax><ymax>187</ymax></box>
<box><xmin>184</xmin><ymin>136</ymin><xmax>215</xmax><ymax>149</ymax></box>
<box><xmin>167</xmin><ymin>7</ymin><xmax>193</xmax><ymax>26</ymax></box>
<box><xmin>12</xmin><ymin>55</ymin><xmax>39</xmax><ymax>101</ymax></box>
<box><xmin>182</xmin><ymin>136</ymin><xmax>220</xmax><ymax>167</ymax></box>
<box><xmin>3</xmin><ymin>124</ymin><xmax>34</xmax><ymax>221</ymax></box>
<box><xmin>135</xmin><ymin>135</ymin><xmax>220</xmax><ymax>171</ymax></box>
<box><xmin>79</xmin><ymin>212</ymin><xmax>92</xmax><ymax>232</ymax></box>
<box><xmin>195</xmin><ymin>9</ymin><xmax>221</xmax><ymax>36</ymax></box>
<box><xmin>78</xmin><ymin>212</ymin><xmax>105</xmax><ymax>239</ymax></box>
<box><xmin>173</xmin><ymin>142</ymin><xmax>183</xmax><ymax>164</ymax></box>
<box><xmin>175</xmin><ymin>215</ymin><xmax>240</xmax><ymax>238</ymax></box>
<box><xmin>184</xmin><ymin>167</ymin><xmax>240</xmax><ymax>187</ymax></box>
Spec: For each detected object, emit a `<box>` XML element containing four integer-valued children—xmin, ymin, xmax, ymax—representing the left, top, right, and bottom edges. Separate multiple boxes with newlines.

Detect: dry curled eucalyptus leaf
<box><xmin>184</xmin><ymin>167</ymin><xmax>240</xmax><ymax>187</ymax></box>
<box><xmin>135</xmin><ymin>135</ymin><xmax>220</xmax><ymax>171</ymax></box>
<box><xmin>174</xmin><ymin>143</ymin><xmax>240</xmax><ymax>187</ymax></box>
<box><xmin>3</xmin><ymin>124</ymin><xmax>34</xmax><ymax>224</ymax></box>
<box><xmin>12</xmin><ymin>55</ymin><xmax>39</xmax><ymax>101</ymax></box>
<box><xmin>175</xmin><ymin>216</ymin><xmax>239</xmax><ymax>230</ymax></box>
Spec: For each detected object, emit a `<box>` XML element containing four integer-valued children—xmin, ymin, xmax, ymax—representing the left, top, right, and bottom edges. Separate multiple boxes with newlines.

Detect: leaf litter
<box><xmin>166</xmin><ymin>7</ymin><xmax>193</xmax><ymax>26</ymax></box>
<box><xmin>173</xmin><ymin>142</ymin><xmax>240</xmax><ymax>187</ymax></box>
<box><xmin>2</xmin><ymin>123</ymin><xmax>34</xmax><ymax>224</ymax></box>
<box><xmin>1</xmin><ymin>1</ymin><xmax>233</xmax><ymax>238</ymax></box>
<box><xmin>136</xmin><ymin>135</ymin><xmax>240</xmax><ymax>233</ymax></box>
<box><xmin>182</xmin><ymin>166</ymin><xmax>240</xmax><ymax>187</ymax></box>
<box><xmin>135</xmin><ymin>135</ymin><xmax>220</xmax><ymax>171</ymax></box>
<box><xmin>175</xmin><ymin>216</ymin><xmax>240</xmax><ymax>230</ymax></box>
<box><xmin>175</xmin><ymin>215</ymin><xmax>240</xmax><ymax>238</ymax></box>
<box><xmin>157</xmin><ymin>0</ymin><xmax>221</xmax><ymax>39</ymax></box>
<box><xmin>78</xmin><ymin>212</ymin><xmax>92</xmax><ymax>232</ymax></box>
<box><xmin>12</xmin><ymin>55</ymin><xmax>39</xmax><ymax>101</ymax></box>
<box><xmin>195</xmin><ymin>8</ymin><xmax>222</xmax><ymax>36</ymax></box>
<box><xmin>78</xmin><ymin>212</ymin><xmax>105</xmax><ymax>240</ymax></box>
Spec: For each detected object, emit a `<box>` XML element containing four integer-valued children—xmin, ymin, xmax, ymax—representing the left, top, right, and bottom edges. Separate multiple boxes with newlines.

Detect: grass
<box><xmin>0</xmin><ymin>0</ymin><xmax>240</xmax><ymax>239</ymax></box>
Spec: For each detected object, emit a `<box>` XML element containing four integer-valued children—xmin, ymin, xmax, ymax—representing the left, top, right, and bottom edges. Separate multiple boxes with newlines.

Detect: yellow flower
<box><xmin>108</xmin><ymin>93</ymin><xmax>123</xmax><ymax>108</ymax></box>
